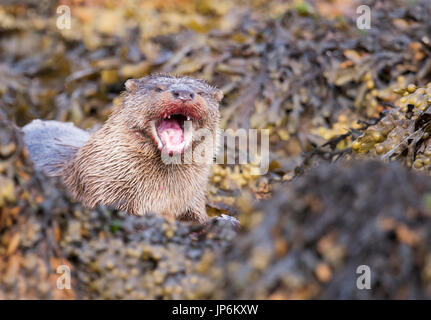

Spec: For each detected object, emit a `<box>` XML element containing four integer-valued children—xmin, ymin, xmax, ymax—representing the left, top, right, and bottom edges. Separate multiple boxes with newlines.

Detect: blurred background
<box><xmin>2</xmin><ymin>0</ymin><xmax>431</xmax><ymax>299</ymax></box>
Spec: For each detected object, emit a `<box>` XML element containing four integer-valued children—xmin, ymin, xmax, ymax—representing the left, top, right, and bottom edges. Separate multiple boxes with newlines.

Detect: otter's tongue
<box><xmin>157</xmin><ymin>119</ymin><xmax>184</xmax><ymax>153</ymax></box>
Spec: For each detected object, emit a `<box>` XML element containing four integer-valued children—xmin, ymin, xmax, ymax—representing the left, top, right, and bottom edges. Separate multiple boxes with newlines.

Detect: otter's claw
<box><xmin>216</xmin><ymin>214</ymin><xmax>240</xmax><ymax>230</ymax></box>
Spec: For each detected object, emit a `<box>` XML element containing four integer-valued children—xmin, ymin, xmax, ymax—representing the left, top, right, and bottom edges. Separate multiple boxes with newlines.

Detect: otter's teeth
<box><xmin>168</xmin><ymin>115</ymin><xmax>171</xmax><ymax>119</ymax></box>
<box><xmin>151</xmin><ymin>120</ymin><xmax>163</xmax><ymax>150</ymax></box>
<box><xmin>187</xmin><ymin>116</ymin><xmax>190</xmax><ymax>121</ymax></box>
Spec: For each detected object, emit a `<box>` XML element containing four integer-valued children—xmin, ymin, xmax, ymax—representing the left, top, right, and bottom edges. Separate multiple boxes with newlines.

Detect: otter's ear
<box><xmin>125</xmin><ymin>79</ymin><xmax>139</xmax><ymax>93</ymax></box>
<box><xmin>213</xmin><ymin>89</ymin><xmax>224</xmax><ymax>103</ymax></box>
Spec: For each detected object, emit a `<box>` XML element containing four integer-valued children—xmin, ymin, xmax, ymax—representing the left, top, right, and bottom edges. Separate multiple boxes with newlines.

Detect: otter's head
<box><xmin>121</xmin><ymin>74</ymin><xmax>223</xmax><ymax>156</ymax></box>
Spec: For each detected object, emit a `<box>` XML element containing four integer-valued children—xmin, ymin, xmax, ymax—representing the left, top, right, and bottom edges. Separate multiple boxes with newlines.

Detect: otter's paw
<box><xmin>215</xmin><ymin>214</ymin><xmax>240</xmax><ymax>230</ymax></box>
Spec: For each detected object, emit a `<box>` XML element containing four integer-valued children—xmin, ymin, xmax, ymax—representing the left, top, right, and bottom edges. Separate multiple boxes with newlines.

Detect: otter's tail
<box><xmin>22</xmin><ymin>120</ymin><xmax>90</xmax><ymax>176</ymax></box>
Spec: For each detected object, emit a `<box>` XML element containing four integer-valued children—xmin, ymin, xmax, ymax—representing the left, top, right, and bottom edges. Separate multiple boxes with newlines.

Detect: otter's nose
<box><xmin>171</xmin><ymin>89</ymin><xmax>195</xmax><ymax>102</ymax></box>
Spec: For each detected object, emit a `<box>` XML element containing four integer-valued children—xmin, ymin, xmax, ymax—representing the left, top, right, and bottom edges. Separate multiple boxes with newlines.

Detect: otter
<box><xmin>22</xmin><ymin>74</ymin><xmax>224</xmax><ymax>224</ymax></box>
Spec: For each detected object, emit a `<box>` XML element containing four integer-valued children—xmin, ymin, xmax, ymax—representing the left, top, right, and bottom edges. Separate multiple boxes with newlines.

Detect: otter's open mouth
<box><xmin>151</xmin><ymin>113</ymin><xmax>194</xmax><ymax>154</ymax></box>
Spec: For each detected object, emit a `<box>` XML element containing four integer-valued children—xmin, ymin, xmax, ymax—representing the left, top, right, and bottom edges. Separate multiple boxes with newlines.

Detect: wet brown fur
<box><xmin>61</xmin><ymin>74</ymin><xmax>222</xmax><ymax>223</ymax></box>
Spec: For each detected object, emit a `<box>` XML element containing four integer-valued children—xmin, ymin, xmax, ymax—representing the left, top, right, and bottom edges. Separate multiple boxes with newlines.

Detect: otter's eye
<box><xmin>155</xmin><ymin>87</ymin><xmax>164</xmax><ymax>93</ymax></box>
